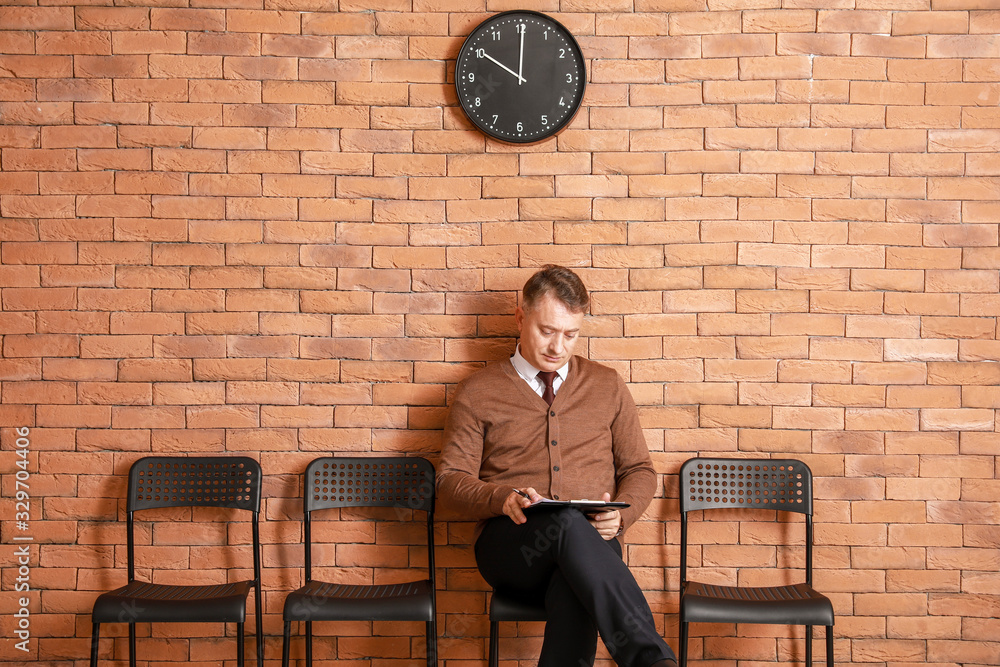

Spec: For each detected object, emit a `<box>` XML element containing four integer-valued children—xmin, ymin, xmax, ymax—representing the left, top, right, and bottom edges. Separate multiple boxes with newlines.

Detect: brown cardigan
<box><xmin>436</xmin><ymin>355</ymin><xmax>657</xmax><ymax>535</ymax></box>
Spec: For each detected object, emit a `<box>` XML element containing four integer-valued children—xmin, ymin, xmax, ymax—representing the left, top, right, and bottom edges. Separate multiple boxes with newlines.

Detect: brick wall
<box><xmin>1</xmin><ymin>1</ymin><xmax>999</xmax><ymax>665</ymax></box>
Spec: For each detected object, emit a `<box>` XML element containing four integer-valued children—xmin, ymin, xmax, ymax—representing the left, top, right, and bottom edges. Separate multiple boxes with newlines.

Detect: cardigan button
<box><xmin>551</xmin><ymin>440</ymin><xmax>557</xmax><ymax>446</ymax></box>
<box><xmin>553</xmin><ymin>466</ymin><xmax>559</xmax><ymax>471</ymax></box>
<box><xmin>550</xmin><ymin>411</ymin><xmax>555</xmax><ymax>416</ymax></box>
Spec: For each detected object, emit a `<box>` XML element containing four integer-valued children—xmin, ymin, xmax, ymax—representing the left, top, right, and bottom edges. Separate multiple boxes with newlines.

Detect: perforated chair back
<box><xmin>304</xmin><ymin>457</ymin><xmax>435</xmax><ymax>513</ymax></box>
<box><xmin>680</xmin><ymin>458</ymin><xmax>812</xmax><ymax>516</ymax></box>
<box><xmin>128</xmin><ymin>456</ymin><xmax>261</xmax><ymax>512</ymax></box>
<box><xmin>680</xmin><ymin>457</ymin><xmax>815</xmax><ymax>586</ymax></box>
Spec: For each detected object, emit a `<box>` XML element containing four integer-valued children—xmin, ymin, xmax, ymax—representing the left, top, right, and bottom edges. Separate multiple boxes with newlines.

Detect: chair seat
<box><xmin>283</xmin><ymin>579</ymin><xmax>434</xmax><ymax>622</ymax></box>
<box><xmin>489</xmin><ymin>589</ymin><xmax>547</xmax><ymax>623</ymax></box>
<box><xmin>682</xmin><ymin>582</ymin><xmax>834</xmax><ymax>627</ymax></box>
<box><xmin>92</xmin><ymin>580</ymin><xmax>254</xmax><ymax>624</ymax></box>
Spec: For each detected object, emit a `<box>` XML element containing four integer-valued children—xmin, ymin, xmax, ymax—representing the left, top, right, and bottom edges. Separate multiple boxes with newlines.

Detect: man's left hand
<box><xmin>587</xmin><ymin>492</ymin><xmax>622</xmax><ymax>540</ymax></box>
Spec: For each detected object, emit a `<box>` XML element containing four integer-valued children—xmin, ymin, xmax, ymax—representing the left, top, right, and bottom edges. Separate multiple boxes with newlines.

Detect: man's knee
<box><xmin>518</xmin><ymin>508</ymin><xmax>591</xmax><ymax>566</ymax></box>
<box><xmin>542</xmin><ymin>507</ymin><xmax>594</xmax><ymax>544</ymax></box>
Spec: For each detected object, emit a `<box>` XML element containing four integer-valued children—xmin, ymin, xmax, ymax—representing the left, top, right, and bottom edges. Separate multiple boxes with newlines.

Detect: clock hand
<box><xmin>481</xmin><ymin>51</ymin><xmax>526</xmax><ymax>84</ymax></box>
<box><xmin>518</xmin><ymin>27</ymin><xmax>525</xmax><ymax>86</ymax></box>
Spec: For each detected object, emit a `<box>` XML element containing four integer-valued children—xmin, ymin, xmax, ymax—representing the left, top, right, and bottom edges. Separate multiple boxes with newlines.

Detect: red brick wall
<box><xmin>2</xmin><ymin>1</ymin><xmax>999</xmax><ymax>665</ymax></box>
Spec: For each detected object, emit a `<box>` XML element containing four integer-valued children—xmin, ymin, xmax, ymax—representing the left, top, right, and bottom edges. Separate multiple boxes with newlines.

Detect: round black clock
<box><xmin>455</xmin><ymin>11</ymin><xmax>586</xmax><ymax>144</ymax></box>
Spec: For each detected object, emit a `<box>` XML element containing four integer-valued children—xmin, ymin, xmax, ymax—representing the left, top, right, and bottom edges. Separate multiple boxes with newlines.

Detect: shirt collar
<box><xmin>511</xmin><ymin>344</ymin><xmax>570</xmax><ymax>383</ymax></box>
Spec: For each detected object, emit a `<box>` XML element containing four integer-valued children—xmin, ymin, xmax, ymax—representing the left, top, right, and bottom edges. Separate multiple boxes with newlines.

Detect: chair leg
<box><xmin>826</xmin><ymin>625</ymin><xmax>834</xmax><ymax>667</ymax></box>
<box><xmin>305</xmin><ymin>620</ymin><xmax>313</xmax><ymax>667</ymax></box>
<box><xmin>282</xmin><ymin>620</ymin><xmax>292</xmax><ymax>667</ymax></box>
<box><xmin>238</xmin><ymin>622</ymin><xmax>245</xmax><ymax>667</ymax></box>
<box><xmin>488</xmin><ymin>620</ymin><xmax>499</xmax><ymax>667</ymax></box>
<box><xmin>806</xmin><ymin>625</ymin><xmax>813</xmax><ymax>667</ymax></box>
<box><xmin>90</xmin><ymin>623</ymin><xmax>100</xmax><ymax>667</ymax></box>
<box><xmin>426</xmin><ymin>618</ymin><xmax>437</xmax><ymax>667</ymax></box>
<box><xmin>128</xmin><ymin>623</ymin><xmax>136</xmax><ymax>667</ymax></box>
<box><xmin>678</xmin><ymin>620</ymin><xmax>688</xmax><ymax>667</ymax></box>
<box><xmin>256</xmin><ymin>588</ymin><xmax>264</xmax><ymax>666</ymax></box>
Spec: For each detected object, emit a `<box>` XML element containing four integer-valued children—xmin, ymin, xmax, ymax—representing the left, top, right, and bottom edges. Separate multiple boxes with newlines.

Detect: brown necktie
<box><xmin>537</xmin><ymin>371</ymin><xmax>557</xmax><ymax>406</ymax></box>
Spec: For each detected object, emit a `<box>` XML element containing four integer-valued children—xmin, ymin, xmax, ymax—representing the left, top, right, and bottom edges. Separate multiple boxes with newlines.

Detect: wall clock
<box><xmin>455</xmin><ymin>10</ymin><xmax>586</xmax><ymax>144</ymax></box>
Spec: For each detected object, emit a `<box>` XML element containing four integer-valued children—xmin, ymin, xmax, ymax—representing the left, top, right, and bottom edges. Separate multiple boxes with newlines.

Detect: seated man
<box><xmin>437</xmin><ymin>265</ymin><xmax>677</xmax><ymax>667</ymax></box>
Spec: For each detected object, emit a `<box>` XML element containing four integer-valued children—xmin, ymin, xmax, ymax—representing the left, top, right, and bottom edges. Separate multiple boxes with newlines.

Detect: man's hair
<box><xmin>522</xmin><ymin>264</ymin><xmax>589</xmax><ymax>314</ymax></box>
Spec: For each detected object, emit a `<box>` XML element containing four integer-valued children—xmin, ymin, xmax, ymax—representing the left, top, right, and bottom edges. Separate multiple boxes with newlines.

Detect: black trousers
<box><xmin>475</xmin><ymin>507</ymin><xmax>675</xmax><ymax>667</ymax></box>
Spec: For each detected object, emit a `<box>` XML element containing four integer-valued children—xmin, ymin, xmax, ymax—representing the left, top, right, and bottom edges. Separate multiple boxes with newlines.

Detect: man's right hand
<box><xmin>502</xmin><ymin>487</ymin><xmax>542</xmax><ymax>524</ymax></box>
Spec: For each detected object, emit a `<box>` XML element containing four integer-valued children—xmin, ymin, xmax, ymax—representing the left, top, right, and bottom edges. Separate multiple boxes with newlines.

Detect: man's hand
<box><xmin>503</xmin><ymin>487</ymin><xmax>542</xmax><ymax>524</ymax></box>
<box><xmin>587</xmin><ymin>492</ymin><xmax>622</xmax><ymax>540</ymax></box>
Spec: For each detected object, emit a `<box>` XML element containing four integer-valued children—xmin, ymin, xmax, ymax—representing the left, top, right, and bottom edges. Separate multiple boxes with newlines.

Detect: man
<box><xmin>437</xmin><ymin>265</ymin><xmax>677</xmax><ymax>667</ymax></box>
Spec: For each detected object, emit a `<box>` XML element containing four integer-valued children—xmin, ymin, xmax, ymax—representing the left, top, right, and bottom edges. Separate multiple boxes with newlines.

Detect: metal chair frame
<box><xmin>90</xmin><ymin>456</ymin><xmax>263</xmax><ymax>667</ymax></box>
<box><xmin>679</xmin><ymin>457</ymin><xmax>834</xmax><ymax>667</ymax></box>
<box><xmin>487</xmin><ymin>589</ymin><xmax>547</xmax><ymax>667</ymax></box>
<box><xmin>281</xmin><ymin>456</ymin><xmax>437</xmax><ymax>667</ymax></box>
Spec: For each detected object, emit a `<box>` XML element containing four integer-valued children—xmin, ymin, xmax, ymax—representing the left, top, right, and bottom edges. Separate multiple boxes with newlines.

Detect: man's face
<box><xmin>515</xmin><ymin>292</ymin><xmax>585</xmax><ymax>372</ymax></box>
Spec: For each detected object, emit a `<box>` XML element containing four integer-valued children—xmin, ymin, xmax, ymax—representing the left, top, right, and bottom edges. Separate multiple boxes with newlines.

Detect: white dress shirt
<box><xmin>510</xmin><ymin>344</ymin><xmax>570</xmax><ymax>399</ymax></box>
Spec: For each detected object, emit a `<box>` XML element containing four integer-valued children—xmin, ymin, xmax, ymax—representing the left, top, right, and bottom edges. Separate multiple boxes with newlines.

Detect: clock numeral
<box><xmin>566</xmin><ymin>73</ymin><xmax>573</xmax><ymax>83</ymax></box>
<box><xmin>492</xmin><ymin>30</ymin><xmax>500</xmax><ymax>40</ymax></box>
<box><xmin>475</xmin><ymin>97</ymin><xmax>481</xmax><ymax>107</ymax></box>
<box><xmin>541</xmin><ymin>115</ymin><xmax>548</xmax><ymax>125</ymax></box>
<box><xmin>467</xmin><ymin>72</ymin><xmax>475</xmax><ymax>83</ymax></box>
<box><xmin>492</xmin><ymin>115</ymin><xmax>499</xmax><ymax>124</ymax></box>
<box><xmin>517</xmin><ymin>122</ymin><xmax>523</xmax><ymax>132</ymax></box>
<box><xmin>559</xmin><ymin>49</ymin><xmax>566</xmax><ymax>59</ymax></box>
<box><xmin>559</xmin><ymin>97</ymin><xmax>566</xmax><ymax>107</ymax></box>
<box><xmin>517</xmin><ymin>23</ymin><xmax>526</xmax><ymax>34</ymax></box>
<box><xmin>476</xmin><ymin>48</ymin><xmax>485</xmax><ymax>58</ymax></box>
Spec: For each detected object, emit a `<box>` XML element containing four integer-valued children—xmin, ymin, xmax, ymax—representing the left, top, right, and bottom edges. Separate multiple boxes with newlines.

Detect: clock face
<box><xmin>455</xmin><ymin>11</ymin><xmax>586</xmax><ymax>144</ymax></box>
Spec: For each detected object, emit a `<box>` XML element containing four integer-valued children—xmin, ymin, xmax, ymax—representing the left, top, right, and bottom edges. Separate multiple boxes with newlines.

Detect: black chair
<box><xmin>679</xmin><ymin>458</ymin><xmax>834</xmax><ymax>667</ymax></box>
<box><xmin>90</xmin><ymin>456</ymin><xmax>263</xmax><ymax>667</ymax></box>
<box><xmin>282</xmin><ymin>456</ymin><xmax>437</xmax><ymax>667</ymax></box>
<box><xmin>487</xmin><ymin>589</ymin><xmax>547</xmax><ymax>667</ymax></box>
